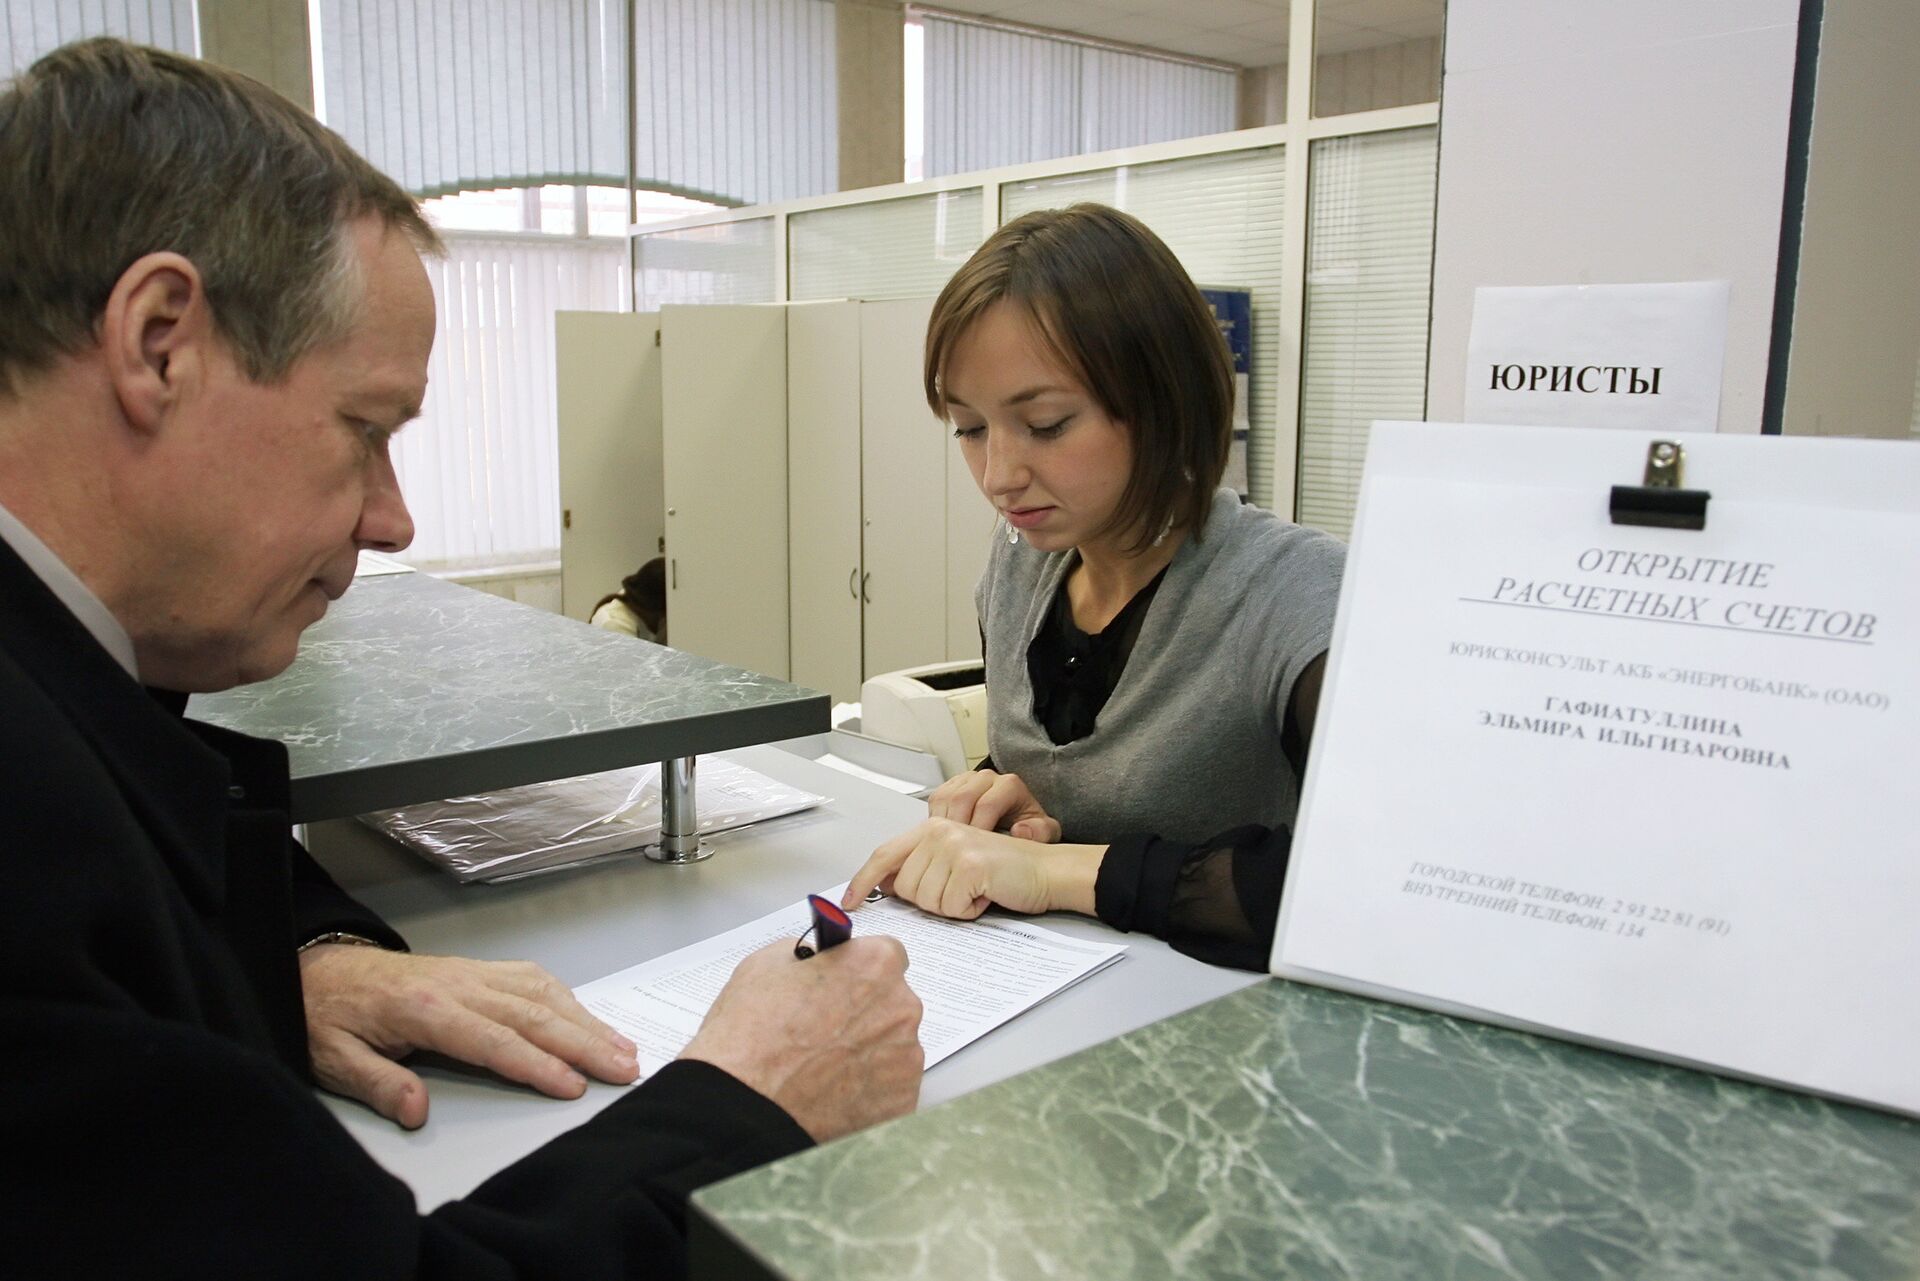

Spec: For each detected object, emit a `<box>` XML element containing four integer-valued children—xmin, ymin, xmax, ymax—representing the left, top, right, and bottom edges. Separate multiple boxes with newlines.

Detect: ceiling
<box><xmin>919</xmin><ymin>1</ymin><xmax>1445</xmax><ymax>69</ymax></box>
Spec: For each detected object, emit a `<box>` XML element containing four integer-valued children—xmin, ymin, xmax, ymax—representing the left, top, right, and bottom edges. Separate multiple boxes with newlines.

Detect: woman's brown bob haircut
<box><xmin>924</xmin><ymin>203</ymin><xmax>1233</xmax><ymax>554</ymax></box>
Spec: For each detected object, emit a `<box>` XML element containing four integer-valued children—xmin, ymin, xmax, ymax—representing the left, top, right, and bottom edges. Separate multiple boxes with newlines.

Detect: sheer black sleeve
<box><xmin>1093</xmin><ymin>825</ymin><xmax>1292</xmax><ymax>972</ymax></box>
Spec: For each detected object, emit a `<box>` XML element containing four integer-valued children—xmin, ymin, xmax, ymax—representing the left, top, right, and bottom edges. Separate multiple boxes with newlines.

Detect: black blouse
<box><xmin>983</xmin><ymin>567</ymin><xmax>1300</xmax><ymax>973</ymax></box>
<box><xmin>1026</xmin><ymin>566</ymin><xmax>1166</xmax><ymax>744</ymax></box>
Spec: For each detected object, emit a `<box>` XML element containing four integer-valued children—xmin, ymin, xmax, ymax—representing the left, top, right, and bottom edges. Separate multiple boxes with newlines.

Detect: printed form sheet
<box><xmin>1274</xmin><ymin>422</ymin><xmax>1920</xmax><ymax>1116</ymax></box>
<box><xmin>578</xmin><ymin>888</ymin><xmax>1127</xmax><ymax>1074</ymax></box>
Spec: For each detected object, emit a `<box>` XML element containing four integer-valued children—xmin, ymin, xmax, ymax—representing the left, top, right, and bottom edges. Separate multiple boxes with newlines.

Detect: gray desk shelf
<box><xmin>189</xmin><ymin>572</ymin><xmax>828</xmax><ymax>822</ymax></box>
<box><xmin>690</xmin><ymin>979</ymin><xmax>1920</xmax><ymax>1281</ymax></box>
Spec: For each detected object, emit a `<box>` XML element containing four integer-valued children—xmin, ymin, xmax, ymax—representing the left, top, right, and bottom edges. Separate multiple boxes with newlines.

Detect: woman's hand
<box><xmin>927</xmin><ymin>768</ymin><xmax>1062</xmax><ymax>842</ymax></box>
<box><xmin>843</xmin><ymin>818</ymin><xmax>1103</xmax><ymax>920</ymax></box>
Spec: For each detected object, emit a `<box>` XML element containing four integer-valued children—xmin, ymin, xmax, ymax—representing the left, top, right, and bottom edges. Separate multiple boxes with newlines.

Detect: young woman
<box><xmin>844</xmin><ymin>204</ymin><xmax>1345</xmax><ymax>970</ymax></box>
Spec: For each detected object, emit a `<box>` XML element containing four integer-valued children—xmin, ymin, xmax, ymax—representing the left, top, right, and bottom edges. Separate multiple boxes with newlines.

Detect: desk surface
<box><xmin>311</xmin><ymin>744</ymin><xmax>1260</xmax><ymax>1211</ymax></box>
<box><xmin>189</xmin><ymin>574</ymin><xmax>827</xmax><ymax>821</ymax></box>
<box><xmin>691</xmin><ymin>977</ymin><xmax>1920</xmax><ymax>1281</ymax></box>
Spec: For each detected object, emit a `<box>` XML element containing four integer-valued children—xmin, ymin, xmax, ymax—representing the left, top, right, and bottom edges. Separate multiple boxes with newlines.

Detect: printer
<box><xmin>859</xmin><ymin>660</ymin><xmax>988</xmax><ymax>781</ymax></box>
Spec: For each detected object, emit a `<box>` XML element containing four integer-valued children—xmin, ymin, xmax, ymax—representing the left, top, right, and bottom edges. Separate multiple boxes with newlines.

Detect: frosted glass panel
<box><xmin>1298</xmin><ymin>127</ymin><xmax>1438</xmax><ymax>539</ymax></box>
<box><xmin>789</xmin><ymin>189</ymin><xmax>985</xmax><ymax>303</ymax></box>
<box><xmin>1002</xmin><ymin>147</ymin><xmax>1287</xmax><ymax>509</ymax></box>
<box><xmin>635</xmin><ymin>217</ymin><xmax>777</xmax><ymax>309</ymax></box>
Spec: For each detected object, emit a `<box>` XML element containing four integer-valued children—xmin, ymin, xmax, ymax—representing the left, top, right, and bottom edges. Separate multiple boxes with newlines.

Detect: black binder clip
<box><xmin>1609</xmin><ymin>440</ymin><xmax>1709</xmax><ymax>531</ymax></box>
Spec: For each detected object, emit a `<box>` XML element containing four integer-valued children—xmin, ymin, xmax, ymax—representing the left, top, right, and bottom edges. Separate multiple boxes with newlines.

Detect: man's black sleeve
<box><xmin>5</xmin><ymin>998</ymin><xmax>811</xmax><ymax>1280</ymax></box>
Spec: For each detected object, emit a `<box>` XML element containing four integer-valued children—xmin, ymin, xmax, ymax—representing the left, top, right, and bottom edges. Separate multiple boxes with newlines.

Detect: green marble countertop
<box><xmin>691</xmin><ymin>979</ymin><xmax>1920</xmax><ymax>1281</ymax></box>
<box><xmin>189</xmin><ymin>572</ymin><xmax>826</xmax><ymax>821</ymax></box>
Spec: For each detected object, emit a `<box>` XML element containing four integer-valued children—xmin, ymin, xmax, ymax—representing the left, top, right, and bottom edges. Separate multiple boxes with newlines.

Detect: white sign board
<box><xmin>1274</xmin><ymin>421</ymin><xmax>1920</xmax><ymax>1117</ymax></box>
<box><xmin>1465</xmin><ymin>282</ymin><xmax>1731</xmax><ymax>431</ymax></box>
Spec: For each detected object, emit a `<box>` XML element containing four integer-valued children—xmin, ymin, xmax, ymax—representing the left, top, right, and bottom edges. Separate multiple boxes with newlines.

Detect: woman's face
<box><xmin>943</xmin><ymin>301</ymin><xmax>1135</xmax><ymax>557</ymax></box>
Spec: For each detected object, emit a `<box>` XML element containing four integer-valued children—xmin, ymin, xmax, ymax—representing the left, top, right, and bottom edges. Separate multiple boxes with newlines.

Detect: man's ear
<box><xmin>99</xmin><ymin>252</ymin><xmax>212</xmax><ymax>435</ymax></box>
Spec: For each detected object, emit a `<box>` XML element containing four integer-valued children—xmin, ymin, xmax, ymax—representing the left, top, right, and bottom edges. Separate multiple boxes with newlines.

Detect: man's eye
<box><xmin>347</xmin><ymin>417</ymin><xmax>389</xmax><ymax>449</ymax></box>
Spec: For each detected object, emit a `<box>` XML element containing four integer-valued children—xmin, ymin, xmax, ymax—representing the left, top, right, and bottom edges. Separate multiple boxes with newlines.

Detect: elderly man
<box><xmin>0</xmin><ymin>39</ymin><xmax>922</xmax><ymax>1277</ymax></box>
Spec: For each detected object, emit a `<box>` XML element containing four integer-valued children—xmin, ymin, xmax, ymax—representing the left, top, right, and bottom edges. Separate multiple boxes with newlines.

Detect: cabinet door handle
<box><xmin>848</xmin><ymin>567</ymin><xmax>859</xmax><ymax>600</ymax></box>
<box><xmin>671</xmin><ymin>558</ymin><xmax>677</xmax><ymax>590</ymax></box>
<box><xmin>860</xmin><ymin>572</ymin><xmax>871</xmax><ymax>604</ymax></box>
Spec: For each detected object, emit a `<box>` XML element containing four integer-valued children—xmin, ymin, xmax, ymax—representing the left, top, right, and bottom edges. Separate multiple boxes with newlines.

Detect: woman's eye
<box><xmin>952</xmin><ymin>424</ymin><xmax>985</xmax><ymax>441</ymax></box>
<box><xmin>1028</xmin><ymin>416</ymin><xmax>1072</xmax><ymax>439</ymax></box>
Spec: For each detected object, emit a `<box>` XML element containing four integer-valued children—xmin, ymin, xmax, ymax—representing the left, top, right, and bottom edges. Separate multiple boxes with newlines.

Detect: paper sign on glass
<box><xmin>1465</xmin><ymin>282</ymin><xmax>1730</xmax><ymax>431</ymax></box>
<box><xmin>1272</xmin><ymin>422</ymin><xmax>1919</xmax><ymax>1117</ymax></box>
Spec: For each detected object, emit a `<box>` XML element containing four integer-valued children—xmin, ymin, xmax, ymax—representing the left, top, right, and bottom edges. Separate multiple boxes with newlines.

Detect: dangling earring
<box><xmin>1005</xmin><ymin>518</ymin><xmax>1019</xmax><ymax>545</ymax></box>
<box><xmin>1156</xmin><ymin>467</ymin><xmax>1195</xmax><ymax>547</ymax></box>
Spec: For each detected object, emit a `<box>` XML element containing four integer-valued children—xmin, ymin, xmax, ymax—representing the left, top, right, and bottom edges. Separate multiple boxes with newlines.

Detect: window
<box><xmin>2</xmin><ymin>1</ymin><xmax>197</xmax><ymax>78</ymax></box>
<box><xmin>386</xmin><ymin>186</ymin><xmax>717</xmax><ymax>572</ymax></box>
<box><xmin>917</xmin><ymin>12</ymin><xmax>1236</xmax><ymax>179</ymax></box>
<box><xmin>1298</xmin><ymin>127</ymin><xmax>1439</xmax><ymax>539</ymax></box>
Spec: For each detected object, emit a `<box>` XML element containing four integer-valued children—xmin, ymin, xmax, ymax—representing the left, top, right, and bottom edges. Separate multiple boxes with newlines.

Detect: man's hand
<box><xmin>299</xmin><ymin>946</ymin><xmax>639</xmax><ymax>1130</ymax></box>
<box><xmin>843</xmin><ymin>817</ymin><xmax>1103</xmax><ymax>920</ymax></box>
<box><xmin>678</xmin><ymin>938</ymin><xmax>923</xmax><ymax>1142</ymax></box>
<box><xmin>927</xmin><ymin>768</ymin><xmax>1062</xmax><ymax>842</ymax></box>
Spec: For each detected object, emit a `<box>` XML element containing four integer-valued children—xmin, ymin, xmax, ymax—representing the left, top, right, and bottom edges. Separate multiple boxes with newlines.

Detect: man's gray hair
<box><xmin>0</xmin><ymin>38</ymin><xmax>441</xmax><ymax>397</ymax></box>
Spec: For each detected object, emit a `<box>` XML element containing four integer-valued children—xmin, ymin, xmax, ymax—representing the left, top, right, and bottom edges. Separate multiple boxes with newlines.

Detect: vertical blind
<box><xmin>633</xmin><ymin>0</ymin><xmax>837</xmax><ymax>205</ymax></box>
<box><xmin>1001</xmin><ymin>147</ymin><xmax>1289</xmax><ymax>510</ymax></box>
<box><xmin>2</xmin><ymin>0</ymin><xmax>197</xmax><ymax>79</ymax></box>
<box><xmin>315</xmin><ymin>0</ymin><xmax>628</xmax><ymax>197</ymax></box>
<box><xmin>396</xmin><ymin>235</ymin><xmax>630</xmax><ymax>570</ymax></box>
<box><xmin>923</xmin><ymin>15</ymin><xmax>1235</xmax><ymax>179</ymax></box>
<box><xmin>788</xmin><ymin>190</ymin><xmax>984</xmax><ymax>303</ymax></box>
<box><xmin>1297</xmin><ymin>126</ymin><xmax>1439</xmax><ymax>540</ymax></box>
<box><xmin>316</xmin><ymin>0</ymin><xmax>835</xmax><ymax>204</ymax></box>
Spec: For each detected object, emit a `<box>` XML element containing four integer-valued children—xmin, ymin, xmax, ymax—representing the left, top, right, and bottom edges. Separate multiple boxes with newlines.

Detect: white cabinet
<box><xmin>787</xmin><ymin>302</ymin><xmax>864</xmax><ymax>700</ymax></box>
<box><xmin>559</xmin><ymin>300</ymin><xmax>990</xmax><ymax>697</ymax></box>
<box><xmin>787</xmin><ymin>298</ymin><xmax>997</xmax><ymax>703</ymax></box>
<box><xmin>858</xmin><ymin>297</ymin><xmax>961</xmax><ymax>681</ymax></box>
<box><xmin>660</xmin><ymin>304</ymin><xmax>790</xmax><ymax>679</ymax></box>
<box><xmin>556</xmin><ymin>312</ymin><xmax>662</xmax><ymax>622</ymax></box>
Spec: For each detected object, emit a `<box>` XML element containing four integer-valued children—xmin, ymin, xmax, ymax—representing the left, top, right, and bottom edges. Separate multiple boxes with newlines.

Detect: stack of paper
<box><xmin>360</xmin><ymin>757</ymin><xmax>824</xmax><ymax>883</ymax></box>
<box><xmin>578</xmin><ymin>887</ymin><xmax>1128</xmax><ymax>1074</ymax></box>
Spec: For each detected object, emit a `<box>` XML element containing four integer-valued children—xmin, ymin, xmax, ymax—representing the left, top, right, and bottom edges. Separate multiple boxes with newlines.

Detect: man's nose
<box><xmin>356</xmin><ymin>456</ymin><xmax>415</xmax><ymax>553</ymax></box>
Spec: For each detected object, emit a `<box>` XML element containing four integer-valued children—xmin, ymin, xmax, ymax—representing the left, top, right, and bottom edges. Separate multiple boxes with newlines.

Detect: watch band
<box><xmin>297</xmin><ymin>931</ymin><xmax>387</xmax><ymax>954</ymax></box>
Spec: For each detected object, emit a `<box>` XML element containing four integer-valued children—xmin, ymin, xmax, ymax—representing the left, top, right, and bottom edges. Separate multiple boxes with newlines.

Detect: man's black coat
<box><xmin>0</xmin><ymin>539</ymin><xmax>809</xmax><ymax>1278</ymax></box>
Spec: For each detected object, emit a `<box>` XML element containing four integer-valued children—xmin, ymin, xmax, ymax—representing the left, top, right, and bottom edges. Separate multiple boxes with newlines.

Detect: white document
<box><xmin>353</xmin><ymin>550</ymin><xmax>416</xmax><ymax>576</ymax></box>
<box><xmin>579</xmin><ymin>887</ymin><xmax>1128</xmax><ymax>1075</ymax></box>
<box><xmin>813</xmin><ymin>752</ymin><xmax>927</xmax><ymax>795</ymax></box>
<box><xmin>1274</xmin><ymin>421</ymin><xmax>1920</xmax><ymax>1117</ymax></box>
<box><xmin>1464</xmin><ymin>282</ymin><xmax>1730</xmax><ymax>432</ymax></box>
